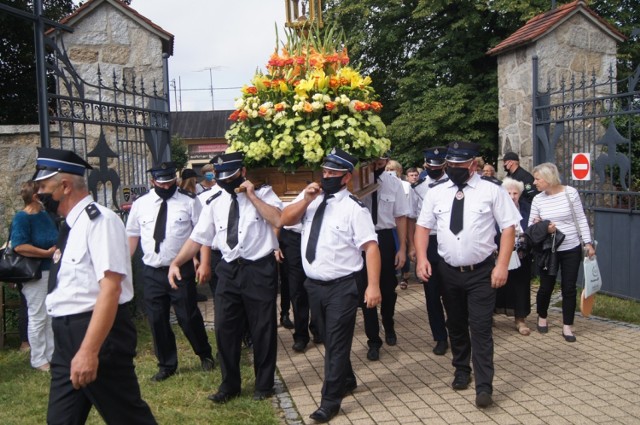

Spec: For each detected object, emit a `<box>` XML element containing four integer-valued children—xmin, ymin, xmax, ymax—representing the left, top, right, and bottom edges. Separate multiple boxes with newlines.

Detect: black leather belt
<box><xmin>53</xmin><ymin>302</ymin><xmax>131</xmax><ymax>323</ymax></box>
<box><xmin>308</xmin><ymin>272</ymin><xmax>357</xmax><ymax>286</ymax></box>
<box><xmin>444</xmin><ymin>256</ymin><xmax>494</xmax><ymax>273</ymax></box>
<box><xmin>226</xmin><ymin>252</ymin><xmax>273</xmax><ymax>266</ymax></box>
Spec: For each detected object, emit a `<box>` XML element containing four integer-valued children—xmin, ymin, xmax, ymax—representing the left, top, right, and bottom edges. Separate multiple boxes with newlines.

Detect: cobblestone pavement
<box><xmin>199</xmin><ymin>281</ymin><xmax>640</xmax><ymax>424</ymax></box>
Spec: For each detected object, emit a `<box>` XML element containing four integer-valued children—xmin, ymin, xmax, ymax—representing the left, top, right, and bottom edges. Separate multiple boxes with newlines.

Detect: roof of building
<box><xmin>50</xmin><ymin>0</ymin><xmax>174</xmax><ymax>56</ymax></box>
<box><xmin>170</xmin><ymin>110</ymin><xmax>234</xmax><ymax>139</ymax></box>
<box><xmin>487</xmin><ymin>0</ymin><xmax>626</xmax><ymax>56</ymax></box>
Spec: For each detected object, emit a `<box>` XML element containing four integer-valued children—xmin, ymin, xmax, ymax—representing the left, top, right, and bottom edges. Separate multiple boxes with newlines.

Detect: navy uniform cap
<box><xmin>503</xmin><ymin>152</ymin><xmax>519</xmax><ymax>162</ymax></box>
<box><xmin>147</xmin><ymin>161</ymin><xmax>177</xmax><ymax>183</ymax></box>
<box><xmin>181</xmin><ymin>168</ymin><xmax>198</xmax><ymax>180</ymax></box>
<box><xmin>33</xmin><ymin>147</ymin><xmax>93</xmax><ymax>181</ymax></box>
<box><xmin>423</xmin><ymin>146</ymin><xmax>448</xmax><ymax>166</ymax></box>
<box><xmin>321</xmin><ymin>148</ymin><xmax>358</xmax><ymax>173</ymax></box>
<box><xmin>445</xmin><ymin>141</ymin><xmax>480</xmax><ymax>163</ymax></box>
<box><xmin>214</xmin><ymin>152</ymin><xmax>244</xmax><ymax>180</ymax></box>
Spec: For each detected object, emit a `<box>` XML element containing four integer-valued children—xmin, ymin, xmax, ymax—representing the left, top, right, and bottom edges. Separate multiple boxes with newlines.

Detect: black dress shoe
<box><xmin>451</xmin><ymin>372</ymin><xmax>471</xmax><ymax>390</ymax></box>
<box><xmin>432</xmin><ymin>340</ymin><xmax>448</xmax><ymax>356</ymax></box>
<box><xmin>201</xmin><ymin>356</ymin><xmax>216</xmax><ymax>371</ymax></box>
<box><xmin>562</xmin><ymin>332</ymin><xmax>577</xmax><ymax>342</ymax></box>
<box><xmin>309</xmin><ymin>406</ymin><xmax>339</xmax><ymax>423</ymax></box>
<box><xmin>150</xmin><ymin>369</ymin><xmax>176</xmax><ymax>382</ymax></box>
<box><xmin>367</xmin><ymin>346</ymin><xmax>380</xmax><ymax>361</ymax></box>
<box><xmin>252</xmin><ymin>389</ymin><xmax>275</xmax><ymax>401</ymax></box>
<box><xmin>292</xmin><ymin>340</ymin><xmax>308</xmax><ymax>352</ymax></box>
<box><xmin>312</xmin><ymin>334</ymin><xmax>323</xmax><ymax>344</ymax></box>
<box><xmin>196</xmin><ymin>292</ymin><xmax>208</xmax><ymax>302</ymax></box>
<box><xmin>208</xmin><ymin>391</ymin><xmax>240</xmax><ymax>404</ymax></box>
<box><xmin>280</xmin><ymin>315</ymin><xmax>294</xmax><ymax>329</ymax></box>
<box><xmin>475</xmin><ymin>391</ymin><xmax>493</xmax><ymax>408</ymax></box>
<box><xmin>385</xmin><ymin>332</ymin><xmax>397</xmax><ymax>346</ymax></box>
<box><xmin>536</xmin><ymin>316</ymin><xmax>548</xmax><ymax>333</ymax></box>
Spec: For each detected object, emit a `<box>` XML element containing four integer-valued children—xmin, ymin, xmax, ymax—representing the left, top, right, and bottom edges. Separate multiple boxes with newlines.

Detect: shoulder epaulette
<box><xmin>200</xmin><ymin>187</ymin><xmax>212</xmax><ymax>193</ymax></box>
<box><xmin>481</xmin><ymin>176</ymin><xmax>503</xmax><ymax>186</ymax></box>
<box><xmin>178</xmin><ymin>188</ymin><xmax>196</xmax><ymax>198</ymax></box>
<box><xmin>206</xmin><ymin>191</ymin><xmax>223</xmax><ymax>205</ymax></box>
<box><xmin>411</xmin><ymin>178</ymin><xmax>425</xmax><ymax>189</ymax></box>
<box><xmin>349</xmin><ymin>194</ymin><xmax>366</xmax><ymax>208</ymax></box>
<box><xmin>84</xmin><ymin>203</ymin><xmax>101</xmax><ymax>220</ymax></box>
<box><xmin>429</xmin><ymin>177</ymin><xmax>449</xmax><ymax>188</ymax></box>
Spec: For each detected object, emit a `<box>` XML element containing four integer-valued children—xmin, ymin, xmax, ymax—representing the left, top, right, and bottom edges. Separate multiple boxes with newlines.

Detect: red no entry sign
<box><xmin>571</xmin><ymin>153</ymin><xmax>591</xmax><ymax>180</ymax></box>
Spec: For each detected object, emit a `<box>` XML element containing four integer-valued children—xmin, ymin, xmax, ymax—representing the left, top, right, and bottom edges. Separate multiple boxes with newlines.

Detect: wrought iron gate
<box><xmin>532</xmin><ymin>56</ymin><xmax>640</xmax><ymax>300</ymax></box>
<box><xmin>45</xmin><ymin>34</ymin><xmax>171</xmax><ymax>212</ymax></box>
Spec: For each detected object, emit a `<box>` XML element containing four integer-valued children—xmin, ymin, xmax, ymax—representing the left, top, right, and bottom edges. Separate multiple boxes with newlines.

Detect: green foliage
<box><xmin>0</xmin><ymin>0</ymin><xmax>76</xmax><ymax>125</ymax></box>
<box><xmin>170</xmin><ymin>135</ymin><xmax>188</xmax><ymax>170</ymax></box>
<box><xmin>324</xmin><ymin>0</ymin><xmax>640</xmax><ymax>169</ymax></box>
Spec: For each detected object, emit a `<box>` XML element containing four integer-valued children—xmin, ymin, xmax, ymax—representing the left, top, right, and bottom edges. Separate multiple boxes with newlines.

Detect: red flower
<box><xmin>325</xmin><ymin>102</ymin><xmax>337</xmax><ymax>111</ymax></box>
<box><xmin>238</xmin><ymin>111</ymin><xmax>249</xmax><ymax>121</ymax></box>
<box><xmin>246</xmin><ymin>86</ymin><xmax>258</xmax><ymax>95</ymax></box>
<box><xmin>229</xmin><ymin>110</ymin><xmax>240</xmax><ymax>121</ymax></box>
<box><xmin>370</xmin><ymin>101</ymin><xmax>383</xmax><ymax>113</ymax></box>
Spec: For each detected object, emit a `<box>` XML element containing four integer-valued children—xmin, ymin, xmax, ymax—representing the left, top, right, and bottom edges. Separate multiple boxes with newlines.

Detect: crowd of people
<box><xmin>6</xmin><ymin>143</ymin><xmax>595</xmax><ymax>423</ymax></box>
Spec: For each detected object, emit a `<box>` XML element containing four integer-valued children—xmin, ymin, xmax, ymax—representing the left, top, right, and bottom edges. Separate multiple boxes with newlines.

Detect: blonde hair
<box><xmin>532</xmin><ymin>162</ymin><xmax>561</xmax><ymax>186</ymax></box>
<box><xmin>501</xmin><ymin>177</ymin><xmax>524</xmax><ymax>194</ymax></box>
<box><xmin>385</xmin><ymin>160</ymin><xmax>403</xmax><ymax>178</ymax></box>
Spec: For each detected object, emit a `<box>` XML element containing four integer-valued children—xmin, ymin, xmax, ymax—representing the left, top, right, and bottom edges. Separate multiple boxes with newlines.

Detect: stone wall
<box><xmin>496</xmin><ymin>13</ymin><xmax>618</xmax><ymax>175</ymax></box>
<box><xmin>0</xmin><ymin>126</ymin><xmax>57</xmax><ymax>241</ymax></box>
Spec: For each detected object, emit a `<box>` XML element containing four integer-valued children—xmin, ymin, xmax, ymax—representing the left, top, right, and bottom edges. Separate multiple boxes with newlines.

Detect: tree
<box><xmin>324</xmin><ymin>0</ymin><xmax>639</xmax><ymax>168</ymax></box>
<box><xmin>170</xmin><ymin>135</ymin><xmax>188</xmax><ymax>170</ymax></box>
<box><xmin>0</xmin><ymin>0</ymin><xmax>75</xmax><ymax>125</ymax></box>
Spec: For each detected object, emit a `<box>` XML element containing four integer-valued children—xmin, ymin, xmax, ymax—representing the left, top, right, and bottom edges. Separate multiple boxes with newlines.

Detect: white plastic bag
<box><xmin>583</xmin><ymin>255</ymin><xmax>602</xmax><ymax>298</ymax></box>
<box><xmin>507</xmin><ymin>250</ymin><xmax>521</xmax><ymax>271</ymax></box>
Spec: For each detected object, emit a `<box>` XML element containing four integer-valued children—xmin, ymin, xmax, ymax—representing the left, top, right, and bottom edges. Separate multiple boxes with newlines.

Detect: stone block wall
<box><xmin>496</xmin><ymin>13</ymin><xmax>618</xmax><ymax>175</ymax></box>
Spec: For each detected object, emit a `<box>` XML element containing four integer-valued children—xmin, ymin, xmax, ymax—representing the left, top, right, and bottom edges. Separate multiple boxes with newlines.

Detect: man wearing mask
<box><xmin>415</xmin><ymin>141</ymin><xmax>520</xmax><ymax>409</ymax></box>
<box><xmin>281</xmin><ymin>148</ymin><xmax>381</xmax><ymax>423</ymax></box>
<box><xmin>127</xmin><ymin>162</ymin><xmax>215</xmax><ymax>382</ymax></box>
<box><xmin>409</xmin><ymin>147</ymin><xmax>449</xmax><ymax>356</ymax></box>
<box><xmin>34</xmin><ymin>148</ymin><xmax>156</xmax><ymax>424</ymax></box>
<box><xmin>196</xmin><ymin>163</ymin><xmax>216</xmax><ymax>194</ymax></box>
<box><xmin>169</xmin><ymin>152</ymin><xmax>283</xmax><ymax>403</ymax></box>
<box><xmin>361</xmin><ymin>152</ymin><xmax>410</xmax><ymax>360</ymax></box>
<box><xmin>503</xmin><ymin>152</ymin><xmax>538</xmax><ymax>204</ymax></box>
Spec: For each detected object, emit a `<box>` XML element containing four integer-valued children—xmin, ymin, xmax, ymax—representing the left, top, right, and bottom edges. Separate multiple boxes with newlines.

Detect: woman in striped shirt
<box><xmin>529</xmin><ymin>163</ymin><xmax>596</xmax><ymax>342</ymax></box>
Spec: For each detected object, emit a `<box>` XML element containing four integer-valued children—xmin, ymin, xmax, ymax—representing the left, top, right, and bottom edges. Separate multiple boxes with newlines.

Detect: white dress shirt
<box><xmin>126</xmin><ymin>188</ymin><xmax>202</xmax><ymax>267</ymax></box>
<box><xmin>190</xmin><ymin>186</ymin><xmax>283</xmax><ymax>261</ymax></box>
<box><xmin>411</xmin><ymin>174</ymin><xmax>447</xmax><ymax>234</ymax></box>
<box><xmin>46</xmin><ymin>195</ymin><xmax>134</xmax><ymax>317</ymax></box>
<box><xmin>293</xmin><ymin>188</ymin><xmax>378</xmax><ymax>281</ymax></box>
<box><xmin>363</xmin><ymin>171</ymin><xmax>411</xmax><ymax>230</ymax></box>
<box><xmin>417</xmin><ymin>173</ymin><xmax>521</xmax><ymax>267</ymax></box>
<box><xmin>197</xmin><ymin>186</ymin><xmax>223</xmax><ymax>250</ymax></box>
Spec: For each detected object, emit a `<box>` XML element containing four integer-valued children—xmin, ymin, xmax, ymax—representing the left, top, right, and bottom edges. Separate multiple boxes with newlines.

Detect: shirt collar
<box><xmin>65</xmin><ymin>195</ymin><xmax>94</xmax><ymax>228</ymax></box>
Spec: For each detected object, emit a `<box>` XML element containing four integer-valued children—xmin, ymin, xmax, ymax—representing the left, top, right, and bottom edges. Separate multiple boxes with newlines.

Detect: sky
<box><xmin>105</xmin><ymin>0</ymin><xmax>288</xmax><ymax>112</ymax></box>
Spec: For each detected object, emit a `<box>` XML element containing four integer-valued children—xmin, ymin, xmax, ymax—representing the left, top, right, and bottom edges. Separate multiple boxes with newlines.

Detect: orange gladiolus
<box><xmin>229</xmin><ymin>110</ymin><xmax>240</xmax><ymax>121</ymax></box>
<box><xmin>243</xmin><ymin>86</ymin><xmax>258</xmax><ymax>95</ymax></box>
<box><xmin>329</xmin><ymin>77</ymin><xmax>340</xmax><ymax>89</ymax></box>
<box><xmin>353</xmin><ymin>101</ymin><xmax>369</xmax><ymax>112</ymax></box>
<box><xmin>337</xmin><ymin>47</ymin><xmax>350</xmax><ymax>66</ymax></box>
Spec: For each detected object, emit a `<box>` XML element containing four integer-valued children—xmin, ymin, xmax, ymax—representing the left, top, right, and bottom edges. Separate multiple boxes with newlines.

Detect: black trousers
<box><xmin>439</xmin><ymin>260</ymin><xmax>496</xmax><ymax>395</ymax></box>
<box><xmin>47</xmin><ymin>305</ymin><xmax>156</xmax><ymax>425</ymax></box>
<box><xmin>280</xmin><ymin>228</ymin><xmax>312</xmax><ymax>344</ymax></box>
<box><xmin>208</xmin><ymin>249</ymin><xmax>223</xmax><ymax>307</ymax></box>
<box><xmin>361</xmin><ymin>228</ymin><xmax>397</xmax><ymax>347</ymax></box>
<box><xmin>537</xmin><ymin>244</ymin><xmax>582</xmax><ymax>325</ymax></box>
<box><xmin>143</xmin><ymin>263</ymin><xmax>212</xmax><ymax>372</ymax></box>
<box><xmin>305</xmin><ymin>275</ymin><xmax>359</xmax><ymax>411</ymax></box>
<box><xmin>215</xmin><ymin>255</ymin><xmax>278</xmax><ymax>394</ymax></box>
<box><xmin>422</xmin><ymin>235</ymin><xmax>448</xmax><ymax>342</ymax></box>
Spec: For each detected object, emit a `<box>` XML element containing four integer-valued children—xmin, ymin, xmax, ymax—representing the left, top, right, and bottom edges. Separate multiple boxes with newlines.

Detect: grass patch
<box><xmin>555</xmin><ymin>291</ymin><xmax>640</xmax><ymax>325</ymax></box>
<box><xmin>0</xmin><ymin>316</ymin><xmax>279</xmax><ymax>425</ymax></box>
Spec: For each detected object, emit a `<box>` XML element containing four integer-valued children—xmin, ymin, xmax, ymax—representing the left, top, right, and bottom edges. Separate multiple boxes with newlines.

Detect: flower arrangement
<box><xmin>225</xmin><ymin>25</ymin><xmax>391</xmax><ymax>170</ymax></box>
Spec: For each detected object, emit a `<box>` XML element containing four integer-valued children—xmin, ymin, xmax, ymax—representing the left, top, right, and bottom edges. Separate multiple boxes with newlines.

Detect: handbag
<box><xmin>0</xmin><ymin>224</ymin><xmax>42</xmax><ymax>284</ymax></box>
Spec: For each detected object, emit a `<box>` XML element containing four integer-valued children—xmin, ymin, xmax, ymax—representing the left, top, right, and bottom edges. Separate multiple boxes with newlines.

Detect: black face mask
<box><xmin>37</xmin><ymin>193</ymin><xmax>59</xmax><ymax>215</ymax></box>
<box><xmin>217</xmin><ymin>176</ymin><xmax>245</xmax><ymax>195</ymax></box>
<box><xmin>447</xmin><ymin>167</ymin><xmax>471</xmax><ymax>187</ymax></box>
<box><xmin>321</xmin><ymin>175</ymin><xmax>345</xmax><ymax>195</ymax></box>
<box><xmin>154</xmin><ymin>183</ymin><xmax>178</xmax><ymax>200</ymax></box>
<box><xmin>426</xmin><ymin>168</ymin><xmax>444</xmax><ymax>180</ymax></box>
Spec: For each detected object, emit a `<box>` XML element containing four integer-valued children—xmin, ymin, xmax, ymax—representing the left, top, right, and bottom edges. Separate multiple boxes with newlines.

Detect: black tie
<box><xmin>449</xmin><ymin>184</ymin><xmax>466</xmax><ymax>235</ymax></box>
<box><xmin>305</xmin><ymin>194</ymin><xmax>333</xmax><ymax>264</ymax></box>
<box><xmin>48</xmin><ymin>221</ymin><xmax>70</xmax><ymax>294</ymax></box>
<box><xmin>372</xmin><ymin>173</ymin><xmax>380</xmax><ymax>226</ymax></box>
<box><xmin>227</xmin><ymin>193</ymin><xmax>239</xmax><ymax>249</ymax></box>
<box><xmin>153</xmin><ymin>199</ymin><xmax>168</xmax><ymax>253</ymax></box>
